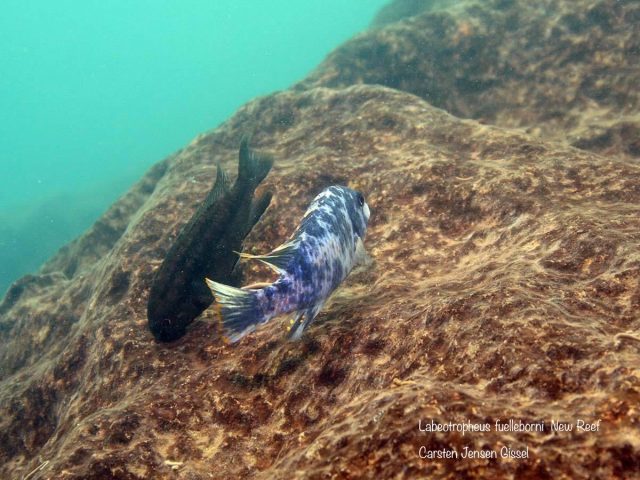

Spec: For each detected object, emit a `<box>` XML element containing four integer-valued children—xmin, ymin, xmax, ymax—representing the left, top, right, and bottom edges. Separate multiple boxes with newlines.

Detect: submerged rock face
<box><xmin>1</xmin><ymin>1</ymin><xmax>639</xmax><ymax>479</ymax></box>
<box><xmin>2</xmin><ymin>85</ymin><xmax>639</xmax><ymax>479</ymax></box>
<box><xmin>300</xmin><ymin>0</ymin><xmax>640</xmax><ymax>161</ymax></box>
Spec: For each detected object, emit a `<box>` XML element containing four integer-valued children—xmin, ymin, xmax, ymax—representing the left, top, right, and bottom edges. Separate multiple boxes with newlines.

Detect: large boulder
<box><xmin>1</xmin><ymin>84</ymin><xmax>639</xmax><ymax>479</ymax></box>
<box><xmin>1</xmin><ymin>0</ymin><xmax>639</xmax><ymax>478</ymax></box>
<box><xmin>300</xmin><ymin>0</ymin><xmax>640</xmax><ymax>161</ymax></box>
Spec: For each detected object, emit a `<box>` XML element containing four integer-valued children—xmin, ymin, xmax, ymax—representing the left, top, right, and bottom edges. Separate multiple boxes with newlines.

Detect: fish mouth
<box><xmin>364</xmin><ymin>202</ymin><xmax>371</xmax><ymax>222</ymax></box>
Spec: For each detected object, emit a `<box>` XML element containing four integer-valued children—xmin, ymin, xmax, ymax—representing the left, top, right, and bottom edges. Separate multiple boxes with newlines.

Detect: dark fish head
<box><xmin>332</xmin><ymin>185</ymin><xmax>370</xmax><ymax>239</ymax></box>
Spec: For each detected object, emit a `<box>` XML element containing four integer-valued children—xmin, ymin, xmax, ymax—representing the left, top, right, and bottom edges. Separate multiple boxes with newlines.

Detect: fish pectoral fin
<box><xmin>235</xmin><ymin>241</ymin><xmax>297</xmax><ymax>274</ymax></box>
<box><xmin>354</xmin><ymin>236</ymin><xmax>373</xmax><ymax>267</ymax></box>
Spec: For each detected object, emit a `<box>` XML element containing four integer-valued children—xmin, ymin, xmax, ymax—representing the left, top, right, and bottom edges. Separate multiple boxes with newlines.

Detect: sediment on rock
<box><xmin>1</xmin><ymin>84</ymin><xmax>639</xmax><ymax>479</ymax></box>
<box><xmin>1</xmin><ymin>0</ymin><xmax>639</xmax><ymax>478</ymax></box>
<box><xmin>299</xmin><ymin>0</ymin><xmax>640</xmax><ymax>161</ymax></box>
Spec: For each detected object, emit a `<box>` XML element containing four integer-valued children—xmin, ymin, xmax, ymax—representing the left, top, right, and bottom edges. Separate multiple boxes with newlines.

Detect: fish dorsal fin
<box><xmin>236</xmin><ymin>240</ymin><xmax>297</xmax><ymax>274</ymax></box>
<box><xmin>208</xmin><ymin>162</ymin><xmax>230</xmax><ymax>203</ymax></box>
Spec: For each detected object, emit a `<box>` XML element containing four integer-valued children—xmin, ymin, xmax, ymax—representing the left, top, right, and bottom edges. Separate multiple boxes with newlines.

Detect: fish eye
<box><xmin>357</xmin><ymin>193</ymin><xmax>365</xmax><ymax>207</ymax></box>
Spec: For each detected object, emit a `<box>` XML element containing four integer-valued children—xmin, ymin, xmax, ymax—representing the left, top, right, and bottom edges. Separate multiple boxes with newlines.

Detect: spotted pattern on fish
<box><xmin>206</xmin><ymin>185</ymin><xmax>370</xmax><ymax>342</ymax></box>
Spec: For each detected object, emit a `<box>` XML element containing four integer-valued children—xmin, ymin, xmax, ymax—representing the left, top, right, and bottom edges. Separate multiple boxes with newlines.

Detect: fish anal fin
<box><xmin>286</xmin><ymin>311</ymin><xmax>304</xmax><ymax>334</ymax></box>
<box><xmin>248</xmin><ymin>190</ymin><xmax>273</xmax><ymax>231</ymax></box>
<box><xmin>288</xmin><ymin>301</ymin><xmax>325</xmax><ymax>341</ymax></box>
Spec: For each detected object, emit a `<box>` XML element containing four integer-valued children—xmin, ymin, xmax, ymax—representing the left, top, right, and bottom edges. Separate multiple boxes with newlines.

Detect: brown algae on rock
<box><xmin>1</xmin><ymin>0</ymin><xmax>639</xmax><ymax>478</ymax></box>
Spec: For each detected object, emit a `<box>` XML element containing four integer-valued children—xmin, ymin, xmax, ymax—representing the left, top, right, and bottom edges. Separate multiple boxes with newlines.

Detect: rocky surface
<box><xmin>301</xmin><ymin>0</ymin><xmax>640</xmax><ymax>161</ymax></box>
<box><xmin>1</xmin><ymin>0</ymin><xmax>640</xmax><ymax>479</ymax></box>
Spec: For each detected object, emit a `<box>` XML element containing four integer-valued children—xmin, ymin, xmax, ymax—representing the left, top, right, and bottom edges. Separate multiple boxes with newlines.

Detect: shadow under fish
<box><xmin>147</xmin><ymin>139</ymin><xmax>273</xmax><ymax>342</ymax></box>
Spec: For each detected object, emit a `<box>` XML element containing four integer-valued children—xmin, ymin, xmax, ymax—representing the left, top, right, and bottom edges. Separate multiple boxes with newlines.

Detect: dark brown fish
<box><xmin>147</xmin><ymin>139</ymin><xmax>273</xmax><ymax>341</ymax></box>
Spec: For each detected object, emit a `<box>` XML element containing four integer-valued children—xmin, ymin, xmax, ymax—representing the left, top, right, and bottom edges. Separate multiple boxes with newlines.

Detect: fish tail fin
<box><xmin>238</xmin><ymin>136</ymin><xmax>273</xmax><ymax>188</ymax></box>
<box><xmin>205</xmin><ymin>278</ymin><xmax>265</xmax><ymax>343</ymax></box>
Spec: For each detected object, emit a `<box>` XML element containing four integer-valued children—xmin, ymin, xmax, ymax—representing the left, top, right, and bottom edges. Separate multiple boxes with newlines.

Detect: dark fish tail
<box><xmin>205</xmin><ymin>278</ymin><xmax>266</xmax><ymax>343</ymax></box>
<box><xmin>238</xmin><ymin>137</ymin><xmax>273</xmax><ymax>189</ymax></box>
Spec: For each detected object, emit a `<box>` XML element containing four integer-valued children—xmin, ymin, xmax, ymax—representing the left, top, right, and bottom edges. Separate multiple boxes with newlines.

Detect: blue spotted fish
<box><xmin>205</xmin><ymin>185</ymin><xmax>371</xmax><ymax>342</ymax></box>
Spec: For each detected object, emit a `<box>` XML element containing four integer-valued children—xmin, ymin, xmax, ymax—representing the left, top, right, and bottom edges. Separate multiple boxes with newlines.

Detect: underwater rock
<box><xmin>1</xmin><ymin>0</ymin><xmax>640</xmax><ymax>478</ymax></box>
<box><xmin>147</xmin><ymin>139</ymin><xmax>273</xmax><ymax>342</ymax></box>
<box><xmin>299</xmin><ymin>0</ymin><xmax>640</xmax><ymax>161</ymax></box>
<box><xmin>371</xmin><ymin>0</ymin><xmax>460</xmax><ymax>28</ymax></box>
<box><xmin>1</xmin><ymin>84</ymin><xmax>639</xmax><ymax>479</ymax></box>
<box><xmin>370</xmin><ymin>0</ymin><xmax>457</xmax><ymax>28</ymax></box>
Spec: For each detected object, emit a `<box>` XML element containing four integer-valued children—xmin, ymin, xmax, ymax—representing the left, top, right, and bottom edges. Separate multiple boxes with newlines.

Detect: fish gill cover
<box><xmin>0</xmin><ymin>0</ymin><xmax>639</xmax><ymax>478</ymax></box>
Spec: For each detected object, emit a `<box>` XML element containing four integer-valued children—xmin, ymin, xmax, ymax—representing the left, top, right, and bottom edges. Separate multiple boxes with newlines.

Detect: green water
<box><xmin>0</xmin><ymin>0</ymin><xmax>388</xmax><ymax>295</ymax></box>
